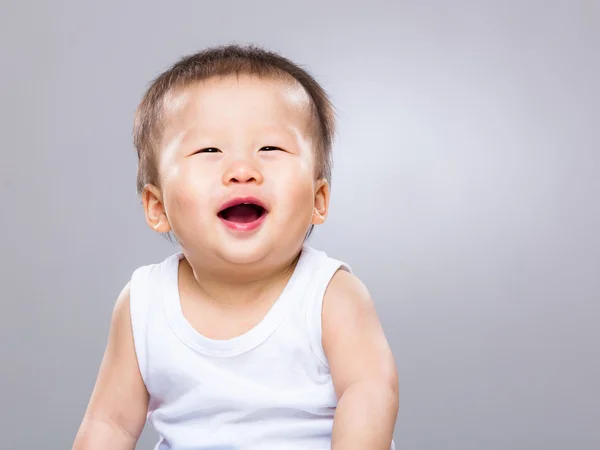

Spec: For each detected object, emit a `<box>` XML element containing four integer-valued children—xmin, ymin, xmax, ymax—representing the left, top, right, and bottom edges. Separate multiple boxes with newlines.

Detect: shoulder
<box><xmin>321</xmin><ymin>268</ymin><xmax>378</xmax><ymax>352</ymax></box>
<box><xmin>128</xmin><ymin>253</ymin><xmax>181</xmax><ymax>302</ymax></box>
<box><xmin>301</xmin><ymin>245</ymin><xmax>368</xmax><ymax>323</ymax></box>
<box><xmin>322</xmin><ymin>269</ymin><xmax>373</xmax><ymax>319</ymax></box>
<box><xmin>321</xmin><ymin>269</ymin><xmax>397</xmax><ymax>395</ymax></box>
<box><xmin>110</xmin><ymin>282</ymin><xmax>133</xmax><ymax>334</ymax></box>
<box><xmin>131</xmin><ymin>253</ymin><xmax>181</xmax><ymax>279</ymax></box>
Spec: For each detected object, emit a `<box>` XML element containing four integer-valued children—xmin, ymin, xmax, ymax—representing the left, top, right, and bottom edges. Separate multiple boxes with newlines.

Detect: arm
<box><xmin>322</xmin><ymin>270</ymin><xmax>399</xmax><ymax>450</ymax></box>
<box><xmin>73</xmin><ymin>283</ymin><xmax>149</xmax><ymax>450</ymax></box>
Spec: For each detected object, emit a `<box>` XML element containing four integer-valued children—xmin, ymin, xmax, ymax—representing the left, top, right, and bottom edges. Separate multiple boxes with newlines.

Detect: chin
<box><xmin>215</xmin><ymin>237</ymin><xmax>275</xmax><ymax>266</ymax></box>
<box><xmin>196</xmin><ymin>213</ymin><xmax>309</xmax><ymax>267</ymax></box>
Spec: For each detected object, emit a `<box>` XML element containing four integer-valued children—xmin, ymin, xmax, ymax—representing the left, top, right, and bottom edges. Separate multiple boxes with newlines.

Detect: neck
<box><xmin>179</xmin><ymin>249</ymin><xmax>301</xmax><ymax>307</ymax></box>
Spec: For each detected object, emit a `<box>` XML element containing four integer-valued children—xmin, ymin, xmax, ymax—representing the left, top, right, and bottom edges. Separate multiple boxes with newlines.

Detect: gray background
<box><xmin>1</xmin><ymin>1</ymin><xmax>598</xmax><ymax>449</ymax></box>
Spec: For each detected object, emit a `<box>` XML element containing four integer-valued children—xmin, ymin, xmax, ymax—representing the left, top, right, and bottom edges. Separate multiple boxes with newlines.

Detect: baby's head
<box><xmin>133</xmin><ymin>45</ymin><xmax>336</xmax><ymax>268</ymax></box>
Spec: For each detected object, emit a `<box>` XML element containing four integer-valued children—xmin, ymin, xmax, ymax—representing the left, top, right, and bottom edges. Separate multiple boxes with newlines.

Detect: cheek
<box><xmin>269</xmin><ymin>157</ymin><xmax>315</xmax><ymax>205</ymax></box>
<box><xmin>270</xmin><ymin>150</ymin><xmax>314</xmax><ymax>183</ymax></box>
<box><xmin>275</xmin><ymin>175</ymin><xmax>315</xmax><ymax>216</ymax></box>
<box><xmin>163</xmin><ymin>162</ymin><xmax>214</xmax><ymax>219</ymax></box>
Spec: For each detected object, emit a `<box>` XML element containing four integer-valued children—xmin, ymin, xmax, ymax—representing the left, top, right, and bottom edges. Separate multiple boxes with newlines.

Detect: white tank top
<box><xmin>129</xmin><ymin>246</ymin><xmax>383</xmax><ymax>450</ymax></box>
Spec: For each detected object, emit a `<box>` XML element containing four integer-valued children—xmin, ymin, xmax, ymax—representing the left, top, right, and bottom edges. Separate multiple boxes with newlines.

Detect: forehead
<box><xmin>162</xmin><ymin>74</ymin><xmax>314</xmax><ymax>140</ymax></box>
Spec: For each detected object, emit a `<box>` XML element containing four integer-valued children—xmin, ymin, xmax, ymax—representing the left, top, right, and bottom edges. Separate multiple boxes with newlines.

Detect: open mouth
<box><xmin>218</xmin><ymin>203</ymin><xmax>266</xmax><ymax>223</ymax></box>
<box><xmin>217</xmin><ymin>197</ymin><xmax>268</xmax><ymax>231</ymax></box>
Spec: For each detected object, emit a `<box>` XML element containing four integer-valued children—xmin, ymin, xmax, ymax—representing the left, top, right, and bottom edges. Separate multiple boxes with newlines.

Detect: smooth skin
<box><xmin>73</xmin><ymin>74</ymin><xmax>398</xmax><ymax>449</ymax></box>
<box><xmin>73</xmin><ymin>284</ymin><xmax>148</xmax><ymax>449</ymax></box>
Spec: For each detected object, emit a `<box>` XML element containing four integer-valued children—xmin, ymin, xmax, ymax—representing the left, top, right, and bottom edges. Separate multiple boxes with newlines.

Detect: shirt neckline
<box><xmin>161</xmin><ymin>247</ymin><xmax>314</xmax><ymax>357</ymax></box>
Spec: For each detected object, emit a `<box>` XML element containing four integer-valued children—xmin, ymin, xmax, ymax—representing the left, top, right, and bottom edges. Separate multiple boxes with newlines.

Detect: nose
<box><xmin>222</xmin><ymin>159</ymin><xmax>264</xmax><ymax>185</ymax></box>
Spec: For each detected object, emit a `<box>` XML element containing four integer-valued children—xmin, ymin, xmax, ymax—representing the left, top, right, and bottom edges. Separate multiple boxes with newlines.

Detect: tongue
<box><xmin>221</xmin><ymin>204</ymin><xmax>261</xmax><ymax>223</ymax></box>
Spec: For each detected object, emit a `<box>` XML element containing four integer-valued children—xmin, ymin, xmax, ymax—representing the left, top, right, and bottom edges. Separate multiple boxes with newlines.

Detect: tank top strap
<box><xmin>299</xmin><ymin>247</ymin><xmax>352</xmax><ymax>367</ymax></box>
<box><xmin>129</xmin><ymin>256</ymin><xmax>178</xmax><ymax>386</ymax></box>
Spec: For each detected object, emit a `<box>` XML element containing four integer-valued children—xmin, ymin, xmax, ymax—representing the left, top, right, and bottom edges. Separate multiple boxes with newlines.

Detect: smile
<box><xmin>217</xmin><ymin>197</ymin><xmax>268</xmax><ymax>232</ymax></box>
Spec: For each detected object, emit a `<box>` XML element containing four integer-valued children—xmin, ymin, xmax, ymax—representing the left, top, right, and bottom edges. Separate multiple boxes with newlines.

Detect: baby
<box><xmin>73</xmin><ymin>45</ymin><xmax>398</xmax><ymax>450</ymax></box>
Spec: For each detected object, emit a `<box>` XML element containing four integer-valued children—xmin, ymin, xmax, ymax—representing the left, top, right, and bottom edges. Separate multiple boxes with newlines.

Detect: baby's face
<box><xmin>155</xmin><ymin>74</ymin><xmax>326</xmax><ymax>265</ymax></box>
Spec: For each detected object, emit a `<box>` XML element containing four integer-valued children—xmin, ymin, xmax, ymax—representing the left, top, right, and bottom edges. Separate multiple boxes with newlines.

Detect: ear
<box><xmin>312</xmin><ymin>178</ymin><xmax>330</xmax><ymax>225</ymax></box>
<box><xmin>142</xmin><ymin>184</ymin><xmax>172</xmax><ymax>233</ymax></box>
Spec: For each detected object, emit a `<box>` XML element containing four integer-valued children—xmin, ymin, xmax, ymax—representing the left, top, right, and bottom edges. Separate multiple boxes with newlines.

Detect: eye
<box><xmin>194</xmin><ymin>147</ymin><xmax>221</xmax><ymax>154</ymax></box>
<box><xmin>260</xmin><ymin>146</ymin><xmax>282</xmax><ymax>152</ymax></box>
